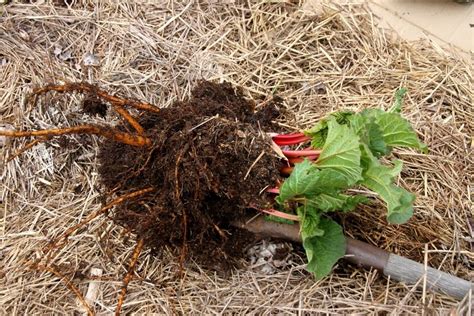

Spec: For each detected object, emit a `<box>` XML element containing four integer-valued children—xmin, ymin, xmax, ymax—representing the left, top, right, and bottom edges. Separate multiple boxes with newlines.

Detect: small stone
<box><xmin>53</xmin><ymin>45</ymin><xmax>73</xmax><ymax>61</ymax></box>
<box><xmin>58</xmin><ymin>50</ymin><xmax>72</xmax><ymax>61</ymax></box>
<box><xmin>83</xmin><ymin>53</ymin><xmax>100</xmax><ymax>67</ymax></box>
<box><xmin>236</xmin><ymin>130</ymin><xmax>246</xmax><ymax>138</ymax></box>
<box><xmin>0</xmin><ymin>123</ymin><xmax>14</xmax><ymax>147</ymax></box>
<box><xmin>53</xmin><ymin>46</ymin><xmax>62</xmax><ymax>57</ymax></box>
<box><xmin>18</xmin><ymin>30</ymin><xmax>30</xmax><ymax>41</ymax></box>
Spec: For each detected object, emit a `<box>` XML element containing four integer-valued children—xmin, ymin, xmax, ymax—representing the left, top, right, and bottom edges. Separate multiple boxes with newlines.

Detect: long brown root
<box><xmin>42</xmin><ymin>187</ymin><xmax>154</xmax><ymax>261</ymax></box>
<box><xmin>7</xmin><ymin>137</ymin><xmax>49</xmax><ymax>162</ymax></box>
<box><xmin>112</xmin><ymin>105</ymin><xmax>145</xmax><ymax>135</ymax></box>
<box><xmin>36</xmin><ymin>264</ymin><xmax>95</xmax><ymax>316</ymax></box>
<box><xmin>2</xmin><ymin>82</ymin><xmax>154</xmax><ymax>159</ymax></box>
<box><xmin>0</xmin><ymin>125</ymin><xmax>151</xmax><ymax>147</ymax></box>
<box><xmin>25</xmin><ymin>189</ymin><xmax>154</xmax><ymax>316</ymax></box>
<box><xmin>115</xmin><ymin>238</ymin><xmax>144</xmax><ymax>316</ymax></box>
<box><xmin>32</xmin><ymin>82</ymin><xmax>160</xmax><ymax>113</ymax></box>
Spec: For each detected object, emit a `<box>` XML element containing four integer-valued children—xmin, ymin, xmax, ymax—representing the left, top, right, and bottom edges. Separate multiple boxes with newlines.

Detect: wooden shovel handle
<box><xmin>232</xmin><ymin>217</ymin><xmax>473</xmax><ymax>300</ymax></box>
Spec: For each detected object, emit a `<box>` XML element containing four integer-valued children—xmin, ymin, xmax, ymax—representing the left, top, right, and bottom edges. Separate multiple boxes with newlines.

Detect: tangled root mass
<box><xmin>98</xmin><ymin>81</ymin><xmax>282</xmax><ymax>271</ymax></box>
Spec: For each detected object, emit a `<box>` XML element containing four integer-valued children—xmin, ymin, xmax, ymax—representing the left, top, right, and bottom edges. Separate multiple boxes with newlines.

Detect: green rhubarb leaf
<box><xmin>314</xmin><ymin>119</ymin><xmax>363</xmax><ymax>187</ymax></box>
<box><xmin>305</xmin><ymin>119</ymin><xmax>328</xmax><ymax>149</ymax></box>
<box><xmin>365</xmin><ymin>121</ymin><xmax>389</xmax><ymax>157</ymax></box>
<box><xmin>307</xmin><ymin>193</ymin><xmax>368</xmax><ymax>213</ymax></box>
<box><xmin>389</xmin><ymin>87</ymin><xmax>407</xmax><ymax>113</ymax></box>
<box><xmin>301</xmin><ymin>217</ymin><xmax>346</xmax><ymax>279</ymax></box>
<box><xmin>277</xmin><ymin>159</ymin><xmax>320</xmax><ymax>203</ymax></box>
<box><xmin>311</xmin><ymin>168</ymin><xmax>348</xmax><ymax>193</ymax></box>
<box><xmin>264</xmin><ymin>215</ymin><xmax>294</xmax><ymax>225</ymax></box>
<box><xmin>305</xmin><ymin>111</ymin><xmax>354</xmax><ymax>148</ymax></box>
<box><xmin>360</xmin><ymin>146</ymin><xmax>415</xmax><ymax>224</ymax></box>
<box><xmin>331</xmin><ymin>111</ymin><xmax>355</xmax><ymax>124</ymax></box>
<box><xmin>376</xmin><ymin>111</ymin><xmax>427</xmax><ymax>153</ymax></box>
<box><xmin>360</xmin><ymin>103</ymin><xmax>427</xmax><ymax>154</ymax></box>
<box><xmin>349</xmin><ymin>87</ymin><xmax>426</xmax><ymax>155</ymax></box>
<box><xmin>349</xmin><ymin>114</ymin><xmax>389</xmax><ymax>157</ymax></box>
<box><xmin>297</xmin><ymin>204</ymin><xmax>324</xmax><ymax>239</ymax></box>
<box><xmin>277</xmin><ymin>161</ymin><xmax>349</xmax><ymax>205</ymax></box>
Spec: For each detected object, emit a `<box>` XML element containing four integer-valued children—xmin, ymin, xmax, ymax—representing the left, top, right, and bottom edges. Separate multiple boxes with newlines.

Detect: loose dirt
<box><xmin>98</xmin><ymin>81</ymin><xmax>283</xmax><ymax>272</ymax></box>
<box><xmin>82</xmin><ymin>95</ymin><xmax>107</xmax><ymax>118</ymax></box>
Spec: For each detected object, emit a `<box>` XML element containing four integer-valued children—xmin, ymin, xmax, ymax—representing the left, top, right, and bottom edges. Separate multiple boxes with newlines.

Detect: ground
<box><xmin>0</xmin><ymin>1</ymin><xmax>472</xmax><ymax>314</ymax></box>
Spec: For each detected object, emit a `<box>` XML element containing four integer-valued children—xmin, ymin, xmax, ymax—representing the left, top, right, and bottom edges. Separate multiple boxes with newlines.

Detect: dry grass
<box><xmin>1</xmin><ymin>0</ymin><xmax>472</xmax><ymax>314</ymax></box>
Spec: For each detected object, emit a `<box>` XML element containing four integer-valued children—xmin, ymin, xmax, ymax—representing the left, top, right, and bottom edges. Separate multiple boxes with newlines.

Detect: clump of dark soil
<box><xmin>82</xmin><ymin>95</ymin><xmax>107</xmax><ymax>117</ymax></box>
<box><xmin>98</xmin><ymin>81</ymin><xmax>283</xmax><ymax>272</ymax></box>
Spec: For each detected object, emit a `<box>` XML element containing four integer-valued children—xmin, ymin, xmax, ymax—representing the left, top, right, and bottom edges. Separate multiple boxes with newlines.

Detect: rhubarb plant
<box><xmin>271</xmin><ymin>89</ymin><xmax>427</xmax><ymax>279</ymax></box>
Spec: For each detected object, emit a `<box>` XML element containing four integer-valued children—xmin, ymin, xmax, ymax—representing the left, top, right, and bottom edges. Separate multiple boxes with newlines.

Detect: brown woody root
<box><xmin>35</xmin><ymin>264</ymin><xmax>94</xmax><ymax>316</ymax></box>
<box><xmin>115</xmin><ymin>238</ymin><xmax>145</xmax><ymax>316</ymax></box>
<box><xmin>41</xmin><ymin>187</ymin><xmax>154</xmax><ymax>266</ymax></box>
<box><xmin>0</xmin><ymin>125</ymin><xmax>151</xmax><ymax>147</ymax></box>
<box><xmin>31</xmin><ymin>82</ymin><xmax>160</xmax><ymax>114</ymax></box>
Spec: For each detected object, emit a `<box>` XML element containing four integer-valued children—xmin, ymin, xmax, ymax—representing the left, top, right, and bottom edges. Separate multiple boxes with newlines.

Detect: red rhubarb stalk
<box><xmin>282</xmin><ymin>149</ymin><xmax>321</xmax><ymax>158</ymax></box>
<box><xmin>272</xmin><ymin>133</ymin><xmax>311</xmax><ymax>146</ymax></box>
<box><xmin>259</xmin><ymin>208</ymin><xmax>300</xmax><ymax>221</ymax></box>
<box><xmin>280</xmin><ymin>166</ymin><xmax>294</xmax><ymax>176</ymax></box>
<box><xmin>266</xmin><ymin>187</ymin><xmax>280</xmax><ymax>194</ymax></box>
<box><xmin>287</xmin><ymin>156</ymin><xmax>319</xmax><ymax>164</ymax></box>
<box><xmin>250</xmin><ymin>204</ymin><xmax>299</xmax><ymax>221</ymax></box>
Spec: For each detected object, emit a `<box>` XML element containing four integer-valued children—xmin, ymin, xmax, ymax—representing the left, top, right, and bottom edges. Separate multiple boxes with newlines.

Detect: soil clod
<box><xmin>98</xmin><ymin>81</ymin><xmax>282</xmax><ymax>272</ymax></box>
<box><xmin>82</xmin><ymin>95</ymin><xmax>107</xmax><ymax>117</ymax></box>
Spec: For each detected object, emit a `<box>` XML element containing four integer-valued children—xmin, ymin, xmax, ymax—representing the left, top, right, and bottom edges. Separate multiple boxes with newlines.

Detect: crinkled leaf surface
<box><xmin>305</xmin><ymin>111</ymin><xmax>354</xmax><ymax>148</ymax></box>
<box><xmin>277</xmin><ymin>161</ymin><xmax>348</xmax><ymax>204</ymax></box>
<box><xmin>310</xmin><ymin>168</ymin><xmax>348</xmax><ymax>192</ymax></box>
<box><xmin>277</xmin><ymin>159</ymin><xmax>320</xmax><ymax>202</ymax></box>
<box><xmin>301</xmin><ymin>217</ymin><xmax>346</xmax><ymax>279</ymax></box>
<box><xmin>377</xmin><ymin>112</ymin><xmax>427</xmax><ymax>153</ymax></box>
<box><xmin>362</xmin><ymin>109</ymin><xmax>427</xmax><ymax>153</ymax></box>
<box><xmin>307</xmin><ymin>193</ymin><xmax>368</xmax><ymax>213</ymax></box>
<box><xmin>349</xmin><ymin>114</ymin><xmax>389</xmax><ymax>157</ymax></box>
<box><xmin>314</xmin><ymin>119</ymin><xmax>362</xmax><ymax>187</ymax></box>
<box><xmin>297</xmin><ymin>204</ymin><xmax>324</xmax><ymax>239</ymax></box>
<box><xmin>305</xmin><ymin>119</ymin><xmax>328</xmax><ymax>149</ymax></box>
<box><xmin>360</xmin><ymin>148</ymin><xmax>415</xmax><ymax>224</ymax></box>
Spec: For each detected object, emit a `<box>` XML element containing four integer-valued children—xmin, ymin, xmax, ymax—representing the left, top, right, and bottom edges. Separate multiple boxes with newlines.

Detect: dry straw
<box><xmin>0</xmin><ymin>0</ymin><xmax>472</xmax><ymax>314</ymax></box>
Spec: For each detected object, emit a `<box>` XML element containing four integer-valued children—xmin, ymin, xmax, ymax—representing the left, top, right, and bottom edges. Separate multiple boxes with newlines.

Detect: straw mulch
<box><xmin>1</xmin><ymin>1</ymin><xmax>472</xmax><ymax>314</ymax></box>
